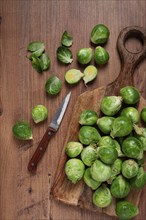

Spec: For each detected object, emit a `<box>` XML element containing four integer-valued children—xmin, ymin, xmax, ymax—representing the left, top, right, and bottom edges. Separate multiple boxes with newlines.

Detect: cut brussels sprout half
<box><xmin>65</xmin><ymin>69</ymin><xmax>84</xmax><ymax>84</ymax></box>
<box><xmin>79</xmin><ymin>109</ymin><xmax>98</xmax><ymax>125</ymax></box>
<box><xmin>83</xmin><ymin>65</ymin><xmax>98</xmax><ymax>85</ymax></box>
<box><xmin>61</xmin><ymin>31</ymin><xmax>73</xmax><ymax>47</ymax></box>
<box><xmin>83</xmin><ymin>168</ymin><xmax>101</xmax><ymax>190</ymax></box>
<box><xmin>12</xmin><ymin>121</ymin><xmax>33</xmax><ymax>140</ymax></box>
<box><xmin>57</xmin><ymin>46</ymin><xmax>73</xmax><ymax>64</ymax></box>
<box><xmin>94</xmin><ymin>46</ymin><xmax>109</xmax><ymax>65</ymax></box>
<box><xmin>45</xmin><ymin>76</ymin><xmax>62</xmax><ymax>95</ymax></box>
<box><xmin>93</xmin><ymin>185</ymin><xmax>112</xmax><ymax>208</ymax></box>
<box><xmin>90</xmin><ymin>24</ymin><xmax>110</xmax><ymax>45</ymax></box>
<box><xmin>32</xmin><ymin>105</ymin><xmax>48</xmax><ymax>123</ymax></box>
<box><xmin>65</xmin><ymin>141</ymin><xmax>83</xmax><ymax>158</ymax></box>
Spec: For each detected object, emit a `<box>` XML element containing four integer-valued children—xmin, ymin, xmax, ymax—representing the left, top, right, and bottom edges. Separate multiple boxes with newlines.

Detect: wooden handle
<box><xmin>106</xmin><ymin>26</ymin><xmax>146</xmax><ymax>95</ymax></box>
<box><xmin>28</xmin><ymin>127</ymin><xmax>56</xmax><ymax>174</ymax></box>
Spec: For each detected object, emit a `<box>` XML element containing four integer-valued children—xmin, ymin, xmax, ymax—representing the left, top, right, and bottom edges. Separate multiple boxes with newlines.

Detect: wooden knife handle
<box><xmin>28</xmin><ymin>127</ymin><xmax>56</xmax><ymax>174</ymax></box>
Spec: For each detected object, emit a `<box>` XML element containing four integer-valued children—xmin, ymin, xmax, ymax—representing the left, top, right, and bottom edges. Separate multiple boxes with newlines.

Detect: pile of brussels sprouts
<box><xmin>65</xmin><ymin>86</ymin><xmax>146</xmax><ymax>220</ymax></box>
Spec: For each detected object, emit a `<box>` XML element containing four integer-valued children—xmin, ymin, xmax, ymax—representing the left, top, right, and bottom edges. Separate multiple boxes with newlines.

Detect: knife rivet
<box><xmin>31</xmin><ymin>162</ymin><xmax>35</xmax><ymax>167</ymax></box>
<box><xmin>48</xmin><ymin>131</ymin><xmax>51</xmax><ymax>136</ymax></box>
<box><xmin>40</xmin><ymin>147</ymin><xmax>43</xmax><ymax>151</ymax></box>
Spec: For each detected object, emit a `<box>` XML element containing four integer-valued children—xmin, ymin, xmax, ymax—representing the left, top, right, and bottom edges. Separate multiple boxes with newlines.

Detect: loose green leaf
<box><xmin>61</xmin><ymin>31</ymin><xmax>73</xmax><ymax>47</ymax></box>
<box><xmin>27</xmin><ymin>42</ymin><xmax>45</xmax><ymax>52</ymax></box>
<box><xmin>57</xmin><ymin>46</ymin><xmax>73</xmax><ymax>64</ymax></box>
<box><xmin>31</xmin><ymin>56</ymin><xmax>43</xmax><ymax>73</ymax></box>
<box><xmin>40</xmin><ymin>53</ymin><xmax>51</xmax><ymax>71</ymax></box>
<box><xmin>29</xmin><ymin>47</ymin><xmax>45</xmax><ymax>59</ymax></box>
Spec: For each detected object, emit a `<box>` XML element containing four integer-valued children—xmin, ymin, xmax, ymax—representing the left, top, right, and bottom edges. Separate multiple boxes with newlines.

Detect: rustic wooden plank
<box><xmin>0</xmin><ymin>0</ymin><xmax>146</xmax><ymax>220</ymax></box>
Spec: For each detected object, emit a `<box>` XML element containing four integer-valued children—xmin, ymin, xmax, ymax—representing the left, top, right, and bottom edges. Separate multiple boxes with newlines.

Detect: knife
<box><xmin>28</xmin><ymin>91</ymin><xmax>71</xmax><ymax>173</ymax></box>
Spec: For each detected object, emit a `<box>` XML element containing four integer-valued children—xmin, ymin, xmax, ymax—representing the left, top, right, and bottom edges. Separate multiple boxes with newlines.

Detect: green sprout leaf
<box><xmin>27</xmin><ymin>41</ymin><xmax>45</xmax><ymax>52</ymax></box>
<box><xmin>57</xmin><ymin>46</ymin><xmax>73</xmax><ymax>64</ymax></box>
<box><xmin>31</xmin><ymin>56</ymin><xmax>43</xmax><ymax>73</ymax></box>
<box><xmin>40</xmin><ymin>53</ymin><xmax>51</xmax><ymax>71</ymax></box>
<box><xmin>61</xmin><ymin>31</ymin><xmax>73</xmax><ymax>47</ymax></box>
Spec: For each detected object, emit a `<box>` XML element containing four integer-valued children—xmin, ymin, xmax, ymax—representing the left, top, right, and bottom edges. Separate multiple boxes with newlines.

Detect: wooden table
<box><xmin>0</xmin><ymin>0</ymin><xmax>146</xmax><ymax>219</ymax></box>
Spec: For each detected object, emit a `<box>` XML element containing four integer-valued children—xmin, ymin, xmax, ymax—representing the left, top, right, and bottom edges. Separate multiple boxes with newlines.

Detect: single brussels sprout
<box><xmin>130</xmin><ymin>167</ymin><xmax>146</xmax><ymax>189</ymax></box>
<box><xmin>93</xmin><ymin>185</ymin><xmax>112</xmax><ymax>208</ymax></box>
<box><xmin>110</xmin><ymin>175</ymin><xmax>131</xmax><ymax>198</ymax></box>
<box><xmin>136</xmin><ymin>134</ymin><xmax>146</xmax><ymax>151</ymax></box>
<box><xmin>110</xmin><ymin>116</ymin><xmax>133</xmax><ymax>138</ymax></box>
<box><xmin>65</xmin><ymin>141</ymin><xmax>83</xmax><ymax>158</ymax></box>
<box><xmin>116</xmin><ymin>200</ymin><xmax>139</xmax><ymax>220</ymax></box>
<box><xmin>12</xmin><ymin>121</ymin><xmax>33</xmax><ymax>140</ymax></box>
<box><xmin>90</xmin><ymin>24</ymin><xmax>110</xmax><ymax>45</ymax></box>
<box><xmin>122</xmin><ymin>137</ymin><xmax>143</xmax><ymax>160</ymax></box>
<box><xmin>100</xmin><ymin>96</ymin><xmax>122</xmax><ymax>116</ymax></box>
<box><xmin>122</xmin><ymin>159</ymin><xmax>139</xmax><ymax>179</ymax></box>
<box><xmin>97</xmin><ymin>116</ymin><xmax>115</xmax><ymax>134</ymax></box>
<box><xmin>79</xmin><ymin>110</ymin><xmax>98</xmax><ymax>125</ymax></box>
<box><xmin>94</xmin><ymin>46</ymin><xmax>109</xmax><ymax>65</ymax></box>
<box><xmin>57</xmin><ymin>46</ymin><xmax>73</xmax><ymax>64</ymax></box>
<box><xmin>61</xmin><ymin>31</ymin><xmax>73</xmax><ymax>47</ymax></box>
<box><xmin>81</xmin><ymin>145</ymin><xmax>97</xmax><ymax>166</ymax></box>
<box><xmin>32</xmin><ymin>105</ymin><xmax>48</xmax><ymax>123</ymax></box>
<box><xmin>90</xmin><ymin>159</ymin><xmax>112</xmax><ymax>182</ymax></box>
<box><xmin>45</xmin><ymin>76</ymin><xmax>62</xmax><ymax>95</ymax></box>
<box><xmin>98</xmin><ymin>146</ymin><xmax>118</xmax><ymax>165</ymax></box>
<box><xmin>78</xmin><ymin>126</ymin><xmax>101</xmax><ymax>145</ymax></box>
<box><xmin>40</xmin><ymin>53</ymin><xmax>51</xmax><ymax>71</ymax></box>
<box><xmin>77</xmin><ymin>48</ymin><xmax>92</xmax><ymax>65</ymax></box>
<box><xmin>107</xmin><ymin>158</ymin><xmax>122</xmax><ymax>184</ymax></box>
<box><xmin>65</xmin><ymin>69</ymin><xmax>84</xmax><ymax>84</ymax></box>
<box><xmin>98</xmin><ymin>136</ymin><xmax>115</xmax><ymax>148</ymax></box>
<box><xmin>65</xmin><ymin>158</ymin><xmax>85</xmax><ymax>184</ymax></box>
<box><xmin>120</xmin><ymin>107</ymin><xmax>140</xmax><ymax>124</ymax></box>
<box><xmin>120</xmin><ymin>86</ymin><xmax>140</xmax><ymax>105</ymax></box>
<box><xmin>141</xmin><ymin>107</ymin><xmax>146</xmax><ymax>123</ymax></box>
<box><xmin>83</xmin><ymin>65</ymin><xmax>98</xmax><ymax>85</ymax></box>
<box><xmin>83</xmin><ymin>168</ymin><xmax>101</xmax><ymax>190</ymax></box>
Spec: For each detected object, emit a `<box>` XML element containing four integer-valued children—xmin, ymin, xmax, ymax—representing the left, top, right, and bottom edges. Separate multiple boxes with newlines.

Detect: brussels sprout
<box><xmin>57</xmin><ymin>46</ymin><xmax>73</xmax><ymax>64</ymax></box>
<box><xmin>65</xmin><ymin>158</ymin><xmax>85</xmax><ymax>184</ymax></box>
<box><xmin>98</xmin><ymin>136</ymin><xmax>115</xmax><ymax>148</ymax></box>
<box><xmin>107</xmin><ymin>158</ymin><xmax>122</xmax><ymax>184</ymax></box>
<box><xmin>79</xmin><ymin>110</ymin><xmax>98</xmax><ymax>125</ymax></box>
<box><xmin>122</xmin><ymin>159</ymin><xmax>139</xmax><ymax>179</ymax></box>
<box><xmin>122</xmin><ymin>137</ymin><xmax>143</xmax><ymax>160</ymax></box>
<box><xmin>133</xmin><ymin>124</ymin><xmax>146</xmax><ymax>137</ymax></box>
<box><xmin>100</xmin><ymin>96</ymin><xmax>122</xmax><ymax>116</ymax></box>
<box><xmin>141</xmin><ymin>107</ymin><xmax>146</xmax><ymax>123</ymax></box>
<box><xmin>136</xmin><ymin>134</ymin><xmax>146</xmax><ymax>151</ymax></box>
<box><xmin>110</xmin><ymin>116</ymin><xmax>133</xmax><ymax>138</ymax></box>
<box><xmin>83</xmin><ymin>168</ymin><xmax>101</xmax><ymax>190</ymax></box>
<box><xmin>31</xmin><ymin>56</ymin><xmax>43</xmax><ymax>73</ymax></box>
<box><xmin>12</xmin><ymin>121</ymin><xmax>33</xmax><ymax>140</ymax></box>
<box><xmin>40</xmin><ymin>53</ymin><xmax>51</xmax><ymax>71</ymax></box>
<box><xmin>120</xmin><ymin>86</ymin><xmax>140</xmax><ymax>105</ymax></box>
<box><xmin>90</xmin><ymin>159</ymin><xmax>112</xmax><ymax>182</ymax></box>
<box><xmin>130</xmin><ymin>167</ymin><xmax>146</xmax><ymax>189</ymax></box>
<box><xmin>98</xmin><ymin>146</ymin><xmax>118</xmax><ymax>165</ymax></box>
<box><xmin>116</xmin><ymin>200</ymin><xmax>139</xmax><ymax>220</ymax></box>
<box><xmin>120</xmin><ymin>107</ymin><xmax>140</xmax><ymax>124</ymax></box>
<box><xmin>83</xmin><ymin>65</ymin><xmax>98</xmax><ymax>85</ymax></box>
<box><xmin>45</xmin><ymin>76</ymin><xmax>62</xmax><ymax>95</ymax></box>
<box><xmin>94</xmin><ymin>46</ymin><xmax>109</xmax><ymax>65</ymax></box>
<box><xmin>65</xmin><ymin>142</ymin><xmax>83</xmax><ymax>158</ymax></box>
<box><xmin>97</xmin><ymin>116</ymin><xmax>115</xmax><ymax>134</ymax></box>
<box><xmin>93</xmin><ymin>185</ymin><xmax>112</xmax><ymax>208</ymax></box>
<box><xmin>110</xmin><ymin>175</ymin><xmax>131</xmax><ymax>198</ymax></box>
<box><xmin>32</xmin><ymin>105</ymin><xmax>48</xmax><ymax>123</ymax></box>
<box><xmin>90</xmin><ymin>24</ymin><xmax>110</xmax><ymax>45</ymax></box>
<box><xmin>77</xmin><ymin>48</ymin><xmax>92</xmax><ymax>65</ymax></box>
<box><xmin>65</xmin><ymin>69</ymin><xmax>84</xmax><ymax>84</ymax></box>
<box><xmin>78</xmin><ymin>126</ymin><xmax>101</xmax><ymax>145</ymax></box>
<box><xmin>61</xmin><ymin>31</ymin><xmax>73</xmax><ymax>47</ymax></box>
<box><xmin>81</xmin><ymin>145</ymin><xmax>97</xmax><ymax>166</ymax></box>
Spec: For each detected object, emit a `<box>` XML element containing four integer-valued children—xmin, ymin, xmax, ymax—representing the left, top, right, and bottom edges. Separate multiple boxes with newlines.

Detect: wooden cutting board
<box><xmin>51</xmin><ymin>26</ymin><xmax>146</xmax><ymax>217</ymax></box>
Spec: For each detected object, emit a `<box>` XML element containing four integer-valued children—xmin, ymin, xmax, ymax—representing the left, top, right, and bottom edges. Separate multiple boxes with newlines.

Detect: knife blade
<box><xmin>28</xmin><ymin>91</ymin><xmax>71</xmax><ymax>173</ymax></box>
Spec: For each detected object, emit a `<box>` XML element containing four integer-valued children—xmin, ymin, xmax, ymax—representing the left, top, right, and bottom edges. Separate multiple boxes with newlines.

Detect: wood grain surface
<box><xmin>0</xmin><ymin>0</ymin><xmax>146</xmax><ymax>220</ymax></box>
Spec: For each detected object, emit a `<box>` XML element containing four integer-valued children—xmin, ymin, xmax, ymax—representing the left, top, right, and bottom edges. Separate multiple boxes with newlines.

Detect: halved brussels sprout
<box><xmin>90</xmin><ymin>24</ymin><xmax>110</xmax><ymax>45</ymax></box>
<box><xmin>81</xmin><ymin>145</ymin><xmax>97</xmax><ymax>166</ymax></box>
<box><xmin>45</xmin><ymin>76</ymin><xmax>62</xmax><ymax>95</ymax></box>
<box><xmin>65</xmin><ymin>158</ymin><xmax>85</xmax><ymax>184</ymax></box>
<box><xmin>83</xmin><ymin>65</ymin><xmax>98</xmax><ymax>85</ymax></box>
<box><xmin>79</xmin><ymin>110</ymin><xmax>98</xmax><ymax>125</ymax></box>
<box><xmin>116</xmin><ymin>200</ymin><xmax>139</xmax><ymax>220</ymax></box>
<box><xmin>120</xmin><ymin>86</ymin><xmax>140</xmax><ymax>105</ymax></box>
<box><xmin>57</xmin><ymin>46</ymin><xmax>73</xmax><ymax>64</ymax></box>
<box><xmin>61</xmin><ymin>31</ymin><xmax>73</xmax><ymax>47</ymax></box>
<box><xmin>130</xmin><ymin>167</ymin><xmax>146</xmax><ymax>189</ymax></box>
<box><xmin>122</xmin><ymin>137</ymin><xmax>143</xmax><ymax>160</ymax></box>
<box><xmin>141</xmin><ymin>107</ymin><xmax>146</xmax><ymax>123</ymax></box>
<box><xmin>122</xmin><ymin>159</ymin><xmax>139</xmax><ymax>179</ymax></box>
<box><xmin>90</xmin><ymin>159</ymin><xmax>112</xmax><ymax>182</ymax></box>
<box><xmin>77</xmin><ymin>48</ymin><xmax>92</xmax><ymax>64</ymax></box>
<box><xmin>65</xmin><ymin>69</ymin><xmax>84</xmax><ymax>84</ymax></box>
<box><xmin>93</xmin><ymin>185</ymin><xmax>112</xmax><ymax>208</ymax></box>
<box><xmin>32</xmin><ymin>105</ymin><xmax>48</xmax><ymax>123</ymax></box>
<box><xmin>78</xmin><ymin>126</ymin><xmax>101</xmax><ymax>145</ymax></box>
<box><xmin>12</xmin><ymin>121</ymin><xmax>33</xmax><ymax>140</ymax></box>
<box><xmin>98</xmin><ymin>146</ymin><xmax>118</xmax><ymax>165</ymax></box>
<box><xmin>100</xmin><ymin>96</ymin><xmax>122</xmax><ymax>116</ymax></box>
<box><xmin>94</xmin><ymin>46</ymin><xmax>109</xmax><ymax>65</ymax></box>
<box><xmin>65</xmin><ymin>142</ymin><xmax>83</xmax><ymax>158</ymax></box>
<box><xmin>110</xmin><ymin>175</ymin><xmax>130</xmax><ymax>198</ymax></box>
<box><xmin>83</xmin><ymin>168</ymin><xmax>101</xmax><ymax>190</ymax></box>
<box><xmin>120</xmin><ymin>107</ymin><xmax>140</xmax><ymax>124</ymax></box>
<box><xmin>97</xmin><ymin>116</ymin><xmax>115</xmax><ymax>134</ymax></box>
